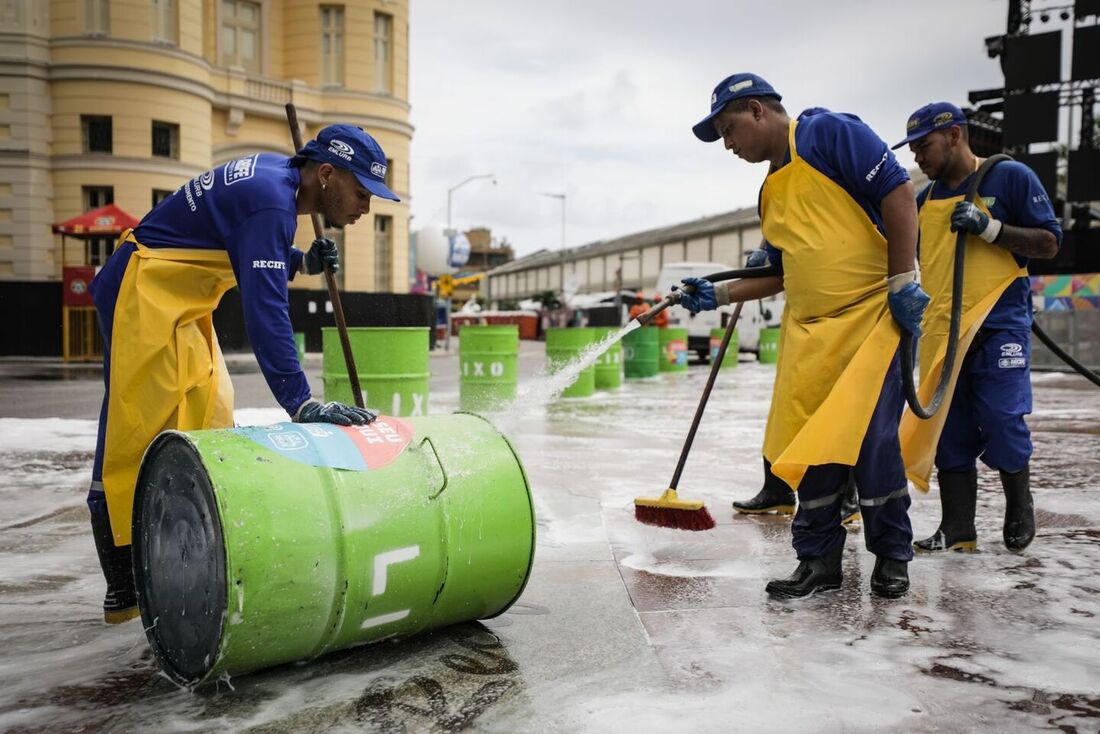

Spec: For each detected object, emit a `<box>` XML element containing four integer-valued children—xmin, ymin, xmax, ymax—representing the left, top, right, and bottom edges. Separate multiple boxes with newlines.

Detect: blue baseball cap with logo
<box><xmin>296</xmin><ymin>124</ymin><xmax>400</xmax><ymax>201</ymax></box>
<box><xmin>891</xmin><ymin>102</ymin><xmax>968</xmax><ymax>150</ymax></box>
<box><xmin>692</xmin><ymin>73</ymin><xmax>782</xmax><ymax>142</ymax></box>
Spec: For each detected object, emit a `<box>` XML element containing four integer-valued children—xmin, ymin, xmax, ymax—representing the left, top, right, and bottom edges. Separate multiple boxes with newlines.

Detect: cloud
<box><xmin>409</xmin><ymin>0</ymin><xmax>1009</xmax><ymax>258</ymax></box>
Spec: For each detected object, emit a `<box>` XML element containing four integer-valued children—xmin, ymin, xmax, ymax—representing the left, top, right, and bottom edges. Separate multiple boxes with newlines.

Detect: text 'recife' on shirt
<box><xmin>763</xmin><ymin>108</ymin><xmax>910</xmax><ymax>269</ymax></box>
<box><xmin>916</xmin><ymin>159</ymin><xmax>1063</xmax><ymax>330</ymax></box>
<box><xmin>133</xmin><ymin>153</ymin><xmax>311</xmax><ymax>414</ymax></box>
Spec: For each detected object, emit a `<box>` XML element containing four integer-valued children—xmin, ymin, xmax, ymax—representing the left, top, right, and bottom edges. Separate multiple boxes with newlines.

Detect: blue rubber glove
<box><xmin>293</xmin><ymin>399</ymin><xmax>377</xmax><ymax>426</ymax></box>
<box><xmin>304</xmin><ymin>237</ymin><xmax>340</xmax><ymax>275</ymax></box>
<box><xmin>677</xmin><ymin>277</ymin><xmax>717</xmax><ymax>314</ymax></box>
<box><xmin>745</xmin><ymin>249</ymin><xmax>769</xmax><ymax>268</ymax></box>
<box><xmin>950</xmin><ymin>201</ymin><xmax>1002</xmax><ymax>243</ymax></box>
<box><xmin>887</xmin><ymin>281</ymin><xmax>931</xmax><ymax>337</ymax></box>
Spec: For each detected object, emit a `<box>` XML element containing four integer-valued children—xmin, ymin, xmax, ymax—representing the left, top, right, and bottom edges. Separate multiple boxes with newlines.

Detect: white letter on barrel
<box><xmin>361</xmin><ymin>545</ymin><xmax>421</xmax><ymax>630</ymax></box>
<box><xmin>371</xmin><ymin>545</ymin><xmax>420</xmax><ymax>596</ymax></box>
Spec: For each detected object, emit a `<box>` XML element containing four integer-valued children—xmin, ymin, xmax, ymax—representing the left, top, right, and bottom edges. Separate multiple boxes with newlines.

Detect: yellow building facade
<box><xmin>0</xmin><ymin>0</ymin><xmax>412</xmax><ymax>292</ymax></box>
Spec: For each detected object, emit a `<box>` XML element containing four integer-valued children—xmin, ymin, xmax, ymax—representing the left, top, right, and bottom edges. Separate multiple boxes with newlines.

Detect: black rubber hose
<box><xmin>701</xmin><ymin>264</ymin><xmax>780</xmax><ymax>283</ymax></box>
<box><xmin>1030</xmin><ymin>318</ymin><xmax>1100</xmax><ymax>387</ymax></box>
<box><xmin>902</xmin><ymin>153</ymin><xmax>1013</xmax><ymax>419</ymax></box>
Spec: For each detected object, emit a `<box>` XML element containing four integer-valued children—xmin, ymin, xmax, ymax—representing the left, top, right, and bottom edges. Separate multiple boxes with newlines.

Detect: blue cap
<box><xmin>297</xmin><ymin>124</ymin><xmax>400</xmax><ymax>201</ymax></box>
<box><xmin>891</xmin><ymin>102</ymin><xmax>967</xmax><ymax>150</ymax></box>
<box><xmin>692</xmin><ymin>73</ymin><xmax>782</xmax><ymax>142</ymax></box>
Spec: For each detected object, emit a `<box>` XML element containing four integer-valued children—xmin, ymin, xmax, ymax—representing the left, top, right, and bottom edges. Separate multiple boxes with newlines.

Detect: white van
<box><xmin>656</xmin><ymin>261</ymin><xmax>784</xmax><ymax>360</ymax></box>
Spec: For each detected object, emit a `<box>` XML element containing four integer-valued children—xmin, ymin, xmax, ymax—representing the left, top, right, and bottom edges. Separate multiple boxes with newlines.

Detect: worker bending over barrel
<box><xmin>87</xmin><ymin>125</ymin><xmax>395</xmax><ymax>623</ymax></box>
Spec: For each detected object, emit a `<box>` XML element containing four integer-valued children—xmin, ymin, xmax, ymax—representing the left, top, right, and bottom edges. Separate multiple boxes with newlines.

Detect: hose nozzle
<box><xmin>633</xmin><ymin>290</ymin><xmax>683</xmax><ymax>326</ymax></box>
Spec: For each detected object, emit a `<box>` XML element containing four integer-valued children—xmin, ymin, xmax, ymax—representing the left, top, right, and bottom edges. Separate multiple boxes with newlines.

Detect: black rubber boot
<box><xmin>1001</xmin><ymin>466</ymin><xmax>1035</xmax><ymax>551</ymax></box>
<box><xmin>734</xmin><ymin>458</ymin><xmax>796</xmax><ymax>515</ymax></box>
<box><xmin>90</xmin><ymin>512</ymin><xmax>139</xmax><ymax>624</ymax></box>
<box><xmin>765</xmin><ymin>543</ymin><xmax>843</xmax><ymax>599</ymax></box>
<box><xmin>840</xmin><ymin>471</ymin><xmax>861</xmax><ymax>526</ymax></box>
<box><xmin>914</xmin><ymin>470</ymin><xmax>978</xmax><ymax>553</ymax></box>
<box><xmin>871</xmin><ymin>556</ymin><xmax>909</xmax><ymax>598</ymax></box>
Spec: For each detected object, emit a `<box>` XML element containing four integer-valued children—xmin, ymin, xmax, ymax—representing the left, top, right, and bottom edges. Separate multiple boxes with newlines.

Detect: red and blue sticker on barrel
<box><xmin>229</xmin><ymin>417</ymin><xmax>415</xmax><ymax>471</ymax></box>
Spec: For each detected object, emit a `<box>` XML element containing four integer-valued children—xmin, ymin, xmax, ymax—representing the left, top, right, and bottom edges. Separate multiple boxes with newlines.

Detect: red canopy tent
<box><xmin>52</xmin><ymin>203</ymin><xmax>139</xmax><ymax>237</ymax></box>
<box><xmin>52</xmin><ymin>203</ymin><xmax>140</xmax><ymax>277</ymax></box>
<box><xmin>51</xmin><ymin>205</ymin><xmax>140</xmax><ymax>360</ymax></box>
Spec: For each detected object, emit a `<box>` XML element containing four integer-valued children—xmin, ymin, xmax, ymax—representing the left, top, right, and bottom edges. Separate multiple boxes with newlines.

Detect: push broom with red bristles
<box><xmin>634</xmin><ymin>300</ymin><xmax>744</xmax><ymax>531</ymax></box>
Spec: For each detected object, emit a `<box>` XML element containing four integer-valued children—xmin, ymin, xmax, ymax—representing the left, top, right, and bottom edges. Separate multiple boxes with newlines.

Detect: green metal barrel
<box><xmin>623</xmin><ymin>326</ymin><xmax>659</xmax><ymax>378</ymax></box>
<box><xmin>131</xmin><ymin>413</ymin><xmax>535</xmax><ymax>686</ymax></box>
<box><xmin>659</xmin><ymin>327</ymin><xmax>689</xmax><ymax>373</ymax></box>
<box><xmin>294</xmin><ymin>332</ymin><xmax>306</xmax><ymax>363</ymax></box>
<box><xmin>545</xmin><ymin>327</ymin><xmax>596</xmax><ymax>398</ymax></box>
<box><xmin>710</xmin><ymin>327</ymin><xmax>739</xmax><ymax>370</ymax></box>
<box><xmin>759</xmin><ymin>326</ymin><xmax>781</xmax><ymax>364</ymax></box>
<box><xmin>323</xmin><ymin>327</ymin><xmax>430</xmax><ymax>416</ymax></box>
<box><xmin>459</xmin><ymin>324</ymin><xmax>519</xmax><ymax>412</ymax></box>
<box><xmin>592</xmin><ymin>327</ymin><xmax>623</xmax><ymax>390</ymax></box>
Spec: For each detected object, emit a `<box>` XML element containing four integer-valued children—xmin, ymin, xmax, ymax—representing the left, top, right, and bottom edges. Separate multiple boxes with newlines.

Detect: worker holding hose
<box><xmin>893</xmin><ymin>103</ymin><xmax>1061</xmax><ymax>553</ymax></box>
<box><xmin>682</xmin><ymin>73</ymin><xmax>926</xmax><ymax>599</ymax></box>
<box><xmin>86</xmin><ymin>125</ymin><xmax>395</xmax><ymax>624</ymax></box>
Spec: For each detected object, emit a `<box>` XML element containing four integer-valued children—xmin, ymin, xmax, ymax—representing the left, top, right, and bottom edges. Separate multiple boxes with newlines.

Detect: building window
<box><xmin>82</xmin><ymin>185</ymin><xmax>115</xmax><ymax>266</ymax></box>
<box><xmin>81</xmin><ymin>115</ymin><xmax>112</xmax><ymax>154</ymax></box>
<box><xmin>151</xmin><ymin>121</ymin><xmax>180</xmax><ymax>159</ymax></box>
<box><xmin>320</xmin><ymin>6</ymin><xmax>344</xmax><ymax>88</ymax></box>
<box><xmin>374</xmin><ymin>215</ymin><xmax>392</xmax><ymax>291</ymax></box>
<box><xmin>82</xmin><ymin>185</ymin><xmax>114</xmax><ymax>211</ymax></box>
<box><xmin>152</xmin><ymin>189</ymin><xmax>174</xmax><ymax>208</ymax></box>
<box><xmin>221</xmin><ymin>0</ymin><xmax>261</xmax><ymax>74</ymax></box>
<box><xmin>151</xmin><ymin>0</ymin><xmax>178</xmax><ymax>44</ymax></box>
<box><xmin>84</xmin><ymin>0</ymin><xmax>109</xmax><ymax>35</ymax></box>
<box><xmin>373</xmin><ymin>12</ymin><xmax>393</xmax><ymax>94</ymax></box>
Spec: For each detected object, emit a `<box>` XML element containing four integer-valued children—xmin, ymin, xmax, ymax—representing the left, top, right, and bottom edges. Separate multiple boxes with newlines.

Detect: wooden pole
<box><xmin>284</xmin><ymin>103</ymin><xmax>365</xmax><ymax>409</ymax></box>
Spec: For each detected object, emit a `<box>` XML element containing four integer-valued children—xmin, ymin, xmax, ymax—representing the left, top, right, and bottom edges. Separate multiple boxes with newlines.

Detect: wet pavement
<box><xmin>0</xmin><ymin>343</ymin><xmax>1098</xmax><ymax>732</ymax></box>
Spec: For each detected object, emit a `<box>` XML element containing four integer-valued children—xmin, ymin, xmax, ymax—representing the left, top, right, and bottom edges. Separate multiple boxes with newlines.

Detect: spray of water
<box><xmin>506</xmin><ymin>320</ymin><xmax>642</xmax><ymax>414</ymax></box>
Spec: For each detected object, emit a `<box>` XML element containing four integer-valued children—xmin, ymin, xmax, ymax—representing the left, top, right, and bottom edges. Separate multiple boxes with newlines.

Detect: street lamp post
<box><xmin>540</xmin><ymin>192</ymin><xmax>566</xmax><ymax>249</ymax></box>
<box><xmin>442</xmin><ymin>173</ymin><xmax>495</xmax><ymax>352</ymax></box>
<box><xmin>447</xmin><ymin>174</ymin><xmax>496</xmax><ymax>233</ymax></box>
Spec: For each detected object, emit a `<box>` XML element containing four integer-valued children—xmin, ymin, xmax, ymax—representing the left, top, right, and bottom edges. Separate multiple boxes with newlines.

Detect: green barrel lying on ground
<box><xmin>131</xmin><ymin>413</ymin><xmax>535</xmax><ymax>686</ymax></box>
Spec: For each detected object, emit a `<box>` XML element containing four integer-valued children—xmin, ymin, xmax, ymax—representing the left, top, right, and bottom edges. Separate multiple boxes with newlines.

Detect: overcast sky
<box><xmin>407</xmin><ymin>0</ymin><xmax>1010</xmax><ymax>259</ymax></box>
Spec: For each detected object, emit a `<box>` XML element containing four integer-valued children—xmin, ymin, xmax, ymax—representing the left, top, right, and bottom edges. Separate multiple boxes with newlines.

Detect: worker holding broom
<box><xmin>894</xmin><ymin>103</ymin><xmax>1060</xmax><ymax>553</ymax></box>
<box><xmin>86</xmin><ymin>124</ymin><xmax>394</xmax><ymax>623</ymax></box>
<box><xmin>681</xmin><ymin>73</ymin><xmax>926</xmax><ymax>599</ymax></box>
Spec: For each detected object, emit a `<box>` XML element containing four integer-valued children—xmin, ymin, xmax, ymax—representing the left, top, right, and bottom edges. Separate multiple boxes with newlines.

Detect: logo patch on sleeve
<box><xmin>224</xmin><ymin>154</ymin><xmax>260</xmax><ymax>186</ymax></box>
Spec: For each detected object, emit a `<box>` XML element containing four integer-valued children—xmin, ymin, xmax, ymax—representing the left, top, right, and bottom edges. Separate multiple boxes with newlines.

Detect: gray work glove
<box><xmin>304</xmin><ymin>237</ymin><xmax>339</xmax><ymax>275</ymax></box>
<box><xmin>293</xmin><ymin>399</ymin><xmax>377</xmax><ymax>426</ymax></box>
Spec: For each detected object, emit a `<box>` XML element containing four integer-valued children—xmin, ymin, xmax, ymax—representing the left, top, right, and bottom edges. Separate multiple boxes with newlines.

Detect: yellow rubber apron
<box><xmin>761</xmin><ymin>120</ymin><xmax>902</xmax><ymax>490</ymax></box>
<box><xmin>101</xmin><ymin>231</ymin><xmax>238</xmax><ymax>544</ymax></box>
<box><xmin>899</xmin><ymin>182</ymin><xmax>1027</xmax><ymax>491</ymax></box>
